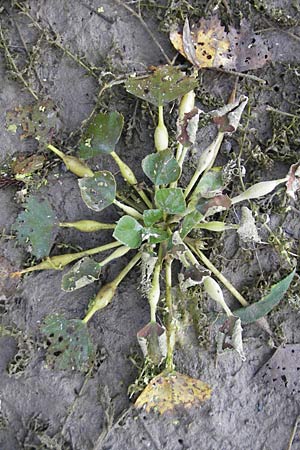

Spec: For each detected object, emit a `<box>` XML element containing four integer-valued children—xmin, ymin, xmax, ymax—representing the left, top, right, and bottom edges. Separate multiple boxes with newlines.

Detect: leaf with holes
<box><xmin>78</xmin><ymin>171</ymin><xmax>116</xmax><ymax>212</ymax></box>
<box><xmin>12</xmin><ymin>196</ymin><xmax>56</xmax><ymax>259</ymax></box>
<box><xmin>135</xmin><ymin>370</ymin><xmax>211</xmax><ymax>414</ymax></box>
<box><xmin>41</xmin><ymin>315</ymin><xmax>94</xmax><ymax>371</ymax></box>
<box><xmin>142</xmin><ymin>149</ymin><xmax>180</xmax><ymax>185</ymax></box>
<box><xmin>155</xmin><ymin>188</ymin><xmax>186</xmax><ymax>215</ymax></box>
<box><xmin>234</xmin><ymin>270</ymin><xmax>296</xmax><ymax>324</ymax></box>
<box><xmin>6</xmin><ymin>99</ymin><xmax>61</xmax><ymax>146</ymax></box>
<box><xmin>257</xmin><ymin>344</ymin><xmax>300</xmax><ymax>396</ymax></box>
<box><xmin>79</xmin><ymin>112</ymin><xmax>124</xmax><ymax>158</ymax></box>
<box><xmin>170</xmin><ymin>17</ymin><xmax>270</xmax><ymax>72</ymax></box>
<box><xmin>61</xmin><ymin>257</ymin><xmax>101</xmax><ymax>292</ymax></box>
<box><xmin>113</xmin><ymin>215</ymin><xmax>143</xmax><ymax>249</ymax></box>
<box><xmin>126</xmin><ymin>65</ymin><xmax>198</xmax><ymax>107</ymax></box>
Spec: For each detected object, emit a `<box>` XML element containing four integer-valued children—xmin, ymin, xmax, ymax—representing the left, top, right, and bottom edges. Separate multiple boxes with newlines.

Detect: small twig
<box><xmin>286</xmin><ymin>415</ymin><xmax>300</xmax><ymax>450</ymax></box>
<box><xmin>14</xmin><ymin>1</ymin><xmax>99</xmax><ymax>79</ymax></box>
<box><xmin>215</xmin><ymin>67</ymin><xmax>266</xmax><ymax>84</ymax></box>
<box><xmin>0</xmin><ymin>24</ymin><xmax>39</xmax><ymax>100</ymax></box>
<box><xmin>113</xmin><ymin>0</ymin><xmax>172</xmax><ymax>64</ymax></box>
<box><xmin>266</xmin><ymin>106</ymin><xmax>300</xmax><ymax>119</ymax></box>
<box><xmin>13</xmin><ymin>18</ymin><xmax>44</xmax><ymax>90</ymax></box>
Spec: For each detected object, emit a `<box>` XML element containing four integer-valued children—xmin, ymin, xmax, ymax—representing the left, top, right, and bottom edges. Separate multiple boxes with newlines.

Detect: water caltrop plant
<box><xmin>12</xmin><ymin>63</ymin><xmax>298</xmax><ymax>413</ymax></box>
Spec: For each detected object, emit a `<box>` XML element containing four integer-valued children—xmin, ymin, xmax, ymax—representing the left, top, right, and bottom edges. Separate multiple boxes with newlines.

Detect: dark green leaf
<box><xmin>142</xmin><ymin>149</ymin><xmax>180</xmax><ymax>185</ymax></box>
<box><xmin>41</xmin><ymin>315</ymin><xmax>94</xmax><ymax>371</ymax></box>
<box><xmin>125</xmin><ymin>65</ymin><xmax>198</xmax><ymax>106</ymax></box>
<box><xmin>113</xmin><ymin>215</ymin><xmax>143</xmax><ymax>248</ymax></box>
<box><xmin>12</xmin><ymin>196</ymin><xmax>56</xmax><ymax>259</ymax></box>
<box><xmin>180</xmin><ymin>209</ymin><xmax>204</xmax><ymax>238</ymax></box>
<box><xmin>155</xmin><ymin>188</ymin><xmax>186</xmax><ymax>215</ymax></box>
<box><xmin>78</xmin><ymin>171</ymin><xmax>116</xmax><ymax>211</ymax></box>
<box><xmin>61</xmin><ymin>257</ymin><xmax>101</xmax><ymax>292</ymax></box>
<box><xmin>143</xmin><ymin>209</ymin><xmax>163</xmax><ymax>227</ymax></box>
<box><xmin>234</xmin><ymin>270</ymin><xmax>296</xmax><ymax>324</ymax></box>
<box><xmin>79</xmin><ymin>112</ymin><xmax>124</xmax><ymax>159</ymax></box>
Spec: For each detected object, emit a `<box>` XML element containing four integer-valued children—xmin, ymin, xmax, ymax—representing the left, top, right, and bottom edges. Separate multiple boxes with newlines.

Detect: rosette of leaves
<box><xmin>12</xmin><ymin>64</ymin><xmax>298</xmax><ymax>414</ymax></box>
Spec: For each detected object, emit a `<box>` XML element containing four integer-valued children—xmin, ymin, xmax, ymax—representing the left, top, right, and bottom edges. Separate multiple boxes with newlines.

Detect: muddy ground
<box><xmin>0</xmin><ymin>1</ymin><xmax>300</xmax><ymax>449</ymax></box>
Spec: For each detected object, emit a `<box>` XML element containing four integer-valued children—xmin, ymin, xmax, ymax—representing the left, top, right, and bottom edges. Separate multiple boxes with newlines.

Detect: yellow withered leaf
<box><xmin>170</xmin><ymin>17</ymin><xmax>270</xmax><ymax>72</ymax></box>
<box><xmin>135</xmin><ymin>370</ymin><xmax>211</xmax><ymax>414</ymax></box>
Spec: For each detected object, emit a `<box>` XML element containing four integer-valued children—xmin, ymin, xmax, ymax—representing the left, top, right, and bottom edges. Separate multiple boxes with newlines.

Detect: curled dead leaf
<box><xmin>170</xmin><ymin>17</ymin><xmax>270</xmax><ymax>72</ymax></box>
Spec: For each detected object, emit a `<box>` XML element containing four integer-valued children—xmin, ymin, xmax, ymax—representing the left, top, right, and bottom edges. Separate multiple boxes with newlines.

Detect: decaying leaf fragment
<box><xmin>137</xmin><ymin>322</ymin><xmax>167</xmax><ymax>365</ymax></box>
<box><xmin>217</xmin><ymin>315</ymin><xmax>246</xmax><ymax>361</ymax></box>
<box><xmin>286</xmin><ymin>162</ymin><xmax>300</xmax><ymax>200</ymax></box>
<box><xmin>135</xmin><ymin>370</ymin><xmax>211</xmax><ymax>414</ymax></box>
<box><xmin>170</xmin><ymin>17</ymin><xmax>270</xmax><ymax>72</ymax></box>
<box><xmin>237</xmin><ymin>206</ymin><xmax>261</xmax><ymax>244</ymax></box>
<box><xmin>210</xmin><ymin>95</ymin><xmax>248</xmax><ymax>133</ymax></box>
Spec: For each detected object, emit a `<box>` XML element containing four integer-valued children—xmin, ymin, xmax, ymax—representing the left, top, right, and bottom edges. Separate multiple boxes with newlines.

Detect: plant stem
<box><xmin>165</xmin><ymin>257</ymin><xmax>175</xmax><ymax>372</ymax></box>
<box><xmin>12</xmin><ymin>241</ymin><xmax>122</xmax><ymax>276</ymax></box>
<box><xmin>184</xmin><ymin>131</ymin><xmax>224</xmax><ymax>199</ymax></box>
<box><xmin>187</xmin><ymin>244</ymin><xmax>249</xmax><ymax>307</ymax></box>
<box><xmin>0</xmin><ymin>24</ymin><xmax>39</xmax><ymax>100</ymax></box>
<box><xmin>82</xmin><ymin>251</ymin><xmax>141</xmax><ymax>323</ymax></box>
<box><xmin>113</xmin><ymin>199</ymin><xmax>143</xmax><ymax>220</ymax></box>
<box><xmin>111</xmin><ymin>151</ymin><xmax>152</xmax><ymax>208</ymax></box>
<box><xmin>59</xmin><ymin>220</ymin><xmax>115</xmax><ymax>231</ymax></box>
<box><xmin>148</xmin><ymin>245</ymin><xmax>163</xmax><ymax>322</ymax></box>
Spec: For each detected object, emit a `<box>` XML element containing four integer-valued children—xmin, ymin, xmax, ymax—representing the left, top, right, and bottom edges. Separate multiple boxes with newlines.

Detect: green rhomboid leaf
<box><xmin>143</xmin><ymin>209</ymin><xmax>163</xmax><ymax>227</ymax></box>
<box><xmin>113</xmin><ymin>215</ymin><xmax>143</xmax><ymax>248</ymax></box>
<box><xmin>79</xmin><ymin>111</ymin><xmax>124</xmax><ymax>159</ymax></box>
<box><xmin>234</xmin><ymin>269</ymin><xmax>296</xmax><ymax>324</ymax></box>
<box><xmin>155</xmin><ymin>188</ymin><xmax>186</xmax><ymax>215</ymax></box>
<box><xmin>13</xmin><ymin>196</ymin><xmax>56</xmax><ymax>259</ymax></box>
<box><xmin>78</xmin><ymin>171</ymin><xmax>116</xmax><ymax>211</ymax></box>
<box><xmin>142</xmin><ymin>149</ymin><xmax>180</xmax><ymax>185</ymax></box>
<box><xmin>125</xmin><ymin>65</ymin><xmax>198</xmax><ymax>106</ymax></box>
<box><xmin>41</xmin><ymin>315</ymin><xmax>94</xmax><ymax>371</ymax></box>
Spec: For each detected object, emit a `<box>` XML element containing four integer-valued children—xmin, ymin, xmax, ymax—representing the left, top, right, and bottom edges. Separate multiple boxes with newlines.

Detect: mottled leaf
<box><xmin>12</xmin><ymin>196</ymin><xmax>56</xmax><ymax>259</ymax></box>
<box><xmin>79</xmin><ymin>112</ymin><xmax>124</xmax><ymax>158</ymax></box>
<box><xmin>257</xmin><ymin>344</ymin><xmax>300</xmax><ymax>396</ymax></box>
<box><xmin>41</xmin><ymin>315</ymin><xmax>94</xmax><ymax>372</ymax></box>
<box><xmin>155</xmin><ymin>188</ymin><xmax>186</xmax><ymax>215</ymax></box>
<box><xmin>6</xmin><ymin>99</ymin><xmax>61</xmax><ymax>146</ymax></box>
<box><xmin>142</xmin><ymin>150</ymin><xmax>180</xmax><ymax>185</ymax></box>
<box><xmin>234</xmin><ymin>270</ymin><xmax>296</xmax><ymax>324</ymax></box>
<box><xmin>126</xmin><ymin>65</ymin><xmax>198</xmax><ymax>107</ymax></box>
<box><xmin>143</xmin><ymin>209</ymin><xmax>163</xmax><ymax>227</ymax></box>
<box><xmin>78</xmin><ymin>171</ymin><xmax>116</xmax><ymax>211</ymax></box>
<box><xmin>61</xmin><ymin>257</ymin><xmax>101</xmax><ymax>292</ymax></box>
<box><xmin>190</xmin><ymin>169</ymin><xmax>224</xmax><ymax>203</ymax></box>
<box><xmin>170</xmin><ymin>17</ymin><xmax>270</xmax><ymax>72</ymax></box>
<box><xmin>135</xmin><ymin>370</ymin><xmax>211</xmax><ymax>414</ymax></box>
<box><xmin>113</xmin><ymin>215</ymin><xmax>143</xmax><ymax>248</ymax></box>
